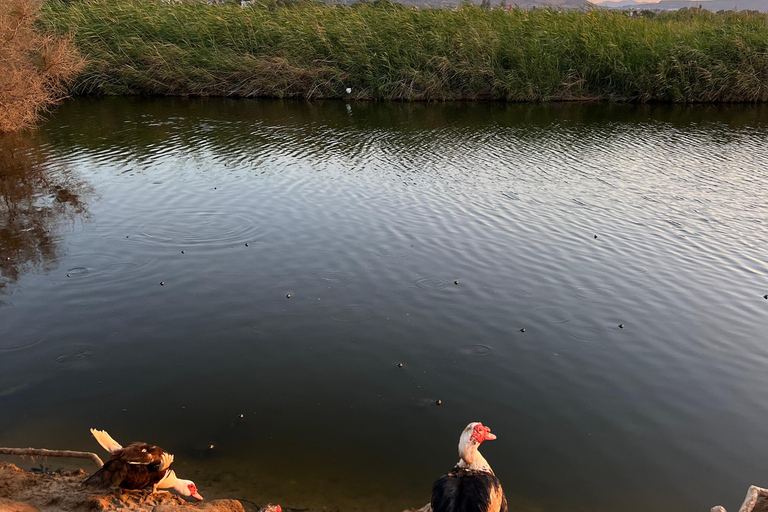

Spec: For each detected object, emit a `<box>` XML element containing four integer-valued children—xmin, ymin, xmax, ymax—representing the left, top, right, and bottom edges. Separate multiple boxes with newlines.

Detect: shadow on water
<box><xmin>0</xmin><ymin>132</ymin><xmax>92</xmax><ymax>297</ymax></box>
<box><xmin>40</xmin><ymin>97</ymin><xmax>768</xmax><ymax>158</ymax></box>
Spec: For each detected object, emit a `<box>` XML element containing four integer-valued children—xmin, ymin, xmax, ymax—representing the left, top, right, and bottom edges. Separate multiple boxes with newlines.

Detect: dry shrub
<box><xmin>0</xmin><ymin>0</ymin><xmax>84</xmax><ymax>133</ymax></box>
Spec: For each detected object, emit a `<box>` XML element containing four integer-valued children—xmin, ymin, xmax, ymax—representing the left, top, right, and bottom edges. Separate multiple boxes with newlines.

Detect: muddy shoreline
<box><xmin>0</xmin><ymin>462</ymin><xmax>253</xmax><ymax>512</ymax></box>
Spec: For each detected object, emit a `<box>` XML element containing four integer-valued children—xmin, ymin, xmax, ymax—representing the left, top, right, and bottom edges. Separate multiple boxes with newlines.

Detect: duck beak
<box><xmin>193</xmin><ymin>492</ymin><xmax>204</xmax><ymax>501</ymax></box>
<box><xmin>486</xmin><ymin>432</ymin><xmax>497</xmax><ymax>441</ymax></box>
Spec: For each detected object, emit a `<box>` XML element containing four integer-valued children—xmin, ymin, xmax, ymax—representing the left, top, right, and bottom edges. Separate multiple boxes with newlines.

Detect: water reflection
<box><xmin>0</xmin><ymin>132</ymin><xmax>91</xmax><ymax>295</ymax></box>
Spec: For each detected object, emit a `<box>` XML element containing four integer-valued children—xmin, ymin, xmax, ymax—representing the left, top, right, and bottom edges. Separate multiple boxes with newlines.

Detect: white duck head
<box><xmin>456</xmin><ymin>422</ymin><xmax>497</xmax><ymax>473</ymax></box>
<box><xmin>160</xmin><ymin>470</ymin><xmax>204</xmax><ymax>501</ymax></box>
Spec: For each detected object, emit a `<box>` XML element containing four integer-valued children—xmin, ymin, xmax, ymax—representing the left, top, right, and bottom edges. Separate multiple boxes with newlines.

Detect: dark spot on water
<box><xmin>594</xmin><ymin>235</ymin><xmax>598</xmax><ymax>239</ymax></box>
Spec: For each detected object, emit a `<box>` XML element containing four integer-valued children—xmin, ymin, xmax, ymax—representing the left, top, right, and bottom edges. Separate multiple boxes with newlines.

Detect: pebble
<box><xmin>619</xmin><ymin>324</ymin><xmax>624</xmax><ymax>328</ymax></box>
<box><xmin>397</xmin><ymin>363</ymin><xmax>403</xmax><ymax>368</ymax></box>
<box><xmin>435</xmin><ymin>399</ymin><xmax>442</xmax><ymax>405</ymax></box>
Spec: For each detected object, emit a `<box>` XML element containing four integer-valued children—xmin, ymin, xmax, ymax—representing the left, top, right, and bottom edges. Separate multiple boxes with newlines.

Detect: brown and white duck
<box><xmin>430</xmin><ymin>422</ymin><xmax>507</xmax><ymax>512</ymax></box>
<box><xmin>84</xmin><ymin>428</ymin><xmax>203</xmax><ymax>501</ymax></box>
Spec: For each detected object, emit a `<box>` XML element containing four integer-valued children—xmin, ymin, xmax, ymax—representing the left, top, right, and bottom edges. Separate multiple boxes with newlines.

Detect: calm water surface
<box><xmin>1</xmin><ymin>98</ymin><xmax>767</xmax><ymax>512</ymax></box>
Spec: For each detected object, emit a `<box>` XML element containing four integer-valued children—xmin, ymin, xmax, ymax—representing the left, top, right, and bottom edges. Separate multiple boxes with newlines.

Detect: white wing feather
<box><xmin>159</xmin><ymin>452</ymin><xmax>174</xmax><ymax>471</ymax></box>
<box><xmin>90</xmin><ymin>428</ymin><xmax>123</xmax><ymax>454</ymax></box>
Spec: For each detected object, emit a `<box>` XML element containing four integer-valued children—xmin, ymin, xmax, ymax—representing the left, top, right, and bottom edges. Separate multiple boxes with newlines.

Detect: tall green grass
<box><xmin>40</xmin><ymin>0</ymin><xmax>768</xmax><ymax>102</ymax></box>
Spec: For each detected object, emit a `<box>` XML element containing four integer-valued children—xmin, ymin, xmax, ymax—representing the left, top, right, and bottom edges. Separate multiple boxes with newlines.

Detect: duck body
<box><xmin>432</xmin><ymin>468</ymin><xmax>507</xmax><ymax>512</ymax></box>
<box><xmin>431</xmin><ymin>422</ymin><xmax>507</xmax><ymax>512</ymax></box>
<box><xmin>84</xmin><ymin>428</ymin><xmax>202</xmax><ymax>500</ymax></box>
<box><xmin>84</xmin><ymin>441</ymin><xmax>170</xmax><ymax>490</ymax></box>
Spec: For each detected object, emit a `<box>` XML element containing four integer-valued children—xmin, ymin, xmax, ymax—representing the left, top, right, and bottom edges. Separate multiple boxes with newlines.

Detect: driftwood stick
<box><xmin>0</xmin><ymin>447</ymin><xmax>103</xmax><ymax>468</ymax></box>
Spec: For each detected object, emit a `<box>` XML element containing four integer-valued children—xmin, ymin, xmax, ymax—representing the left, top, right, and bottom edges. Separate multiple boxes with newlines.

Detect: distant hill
<box><xmin>593</xmin><ymin>0</ymin><xmax>768</xmax><ymax>10</ymax></box>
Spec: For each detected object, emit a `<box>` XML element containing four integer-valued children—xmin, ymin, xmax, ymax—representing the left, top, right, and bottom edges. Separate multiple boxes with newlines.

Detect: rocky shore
<box><xmin>0</xmin><ymin>463</ymin><xmax>246</xmax><ymax>512</ymax></box>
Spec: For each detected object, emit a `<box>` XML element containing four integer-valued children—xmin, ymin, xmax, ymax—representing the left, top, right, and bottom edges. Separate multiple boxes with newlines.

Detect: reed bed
<box><xmin>40</xmin><ymin>0</ymin><xmax>768</xmax><ymax>102</ymax></box>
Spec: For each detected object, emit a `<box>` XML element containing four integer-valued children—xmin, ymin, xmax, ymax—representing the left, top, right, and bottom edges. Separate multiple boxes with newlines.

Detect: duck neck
<box><xmin>457</xmin><ymin>432</ymin><xmax>494</xmax><ymax>474</ymax></box>
<box><xmin>156</xmin><ymin>469</ymin><xmax>177</xmax><ymax>489</ymax></box>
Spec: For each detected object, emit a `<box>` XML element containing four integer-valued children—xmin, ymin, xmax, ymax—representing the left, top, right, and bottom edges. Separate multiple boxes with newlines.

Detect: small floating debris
<box><xmin>594</xmin><ymin>235</ymin><xmax>598</xmax><ymax>239</ymax></box>
<box><xmin>397</xmin><ymin>363</ymin><xmax>403</xmax><ymax>368</ymax></box>
<box><xmin>520</xmin><ymin>328</ymin><xmax>525</xmax><ymax>333</ymax></box>
<box><xmin>160</xmin><ymin>282</ymin><xmax>165</xmax><ymax>286</ymax></box>
<box><xmin>435</xmin><ymin>399</ymin><xmax>442</xmax><ymax>406</ymax></box>
<box><xmin>286</xmin><ymin>294</ymin><xmax>291</xmax><ymax>299</ymax></box>
<box><xmin>619</xmin><ymin>324</ymin><xmax>624</xmax><ymax>329</ymax></box>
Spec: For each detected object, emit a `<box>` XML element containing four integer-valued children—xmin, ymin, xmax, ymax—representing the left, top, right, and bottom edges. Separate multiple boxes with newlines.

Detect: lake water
<box><xmin>1</xmin><ymin>98</ymin><xmax>767</xmax><ymax>512</ymax></box>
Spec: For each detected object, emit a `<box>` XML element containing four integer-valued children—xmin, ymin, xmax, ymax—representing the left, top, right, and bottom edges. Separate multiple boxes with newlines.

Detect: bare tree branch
<box><xmin>0</xmin><ymin>447</ymin><xmax>104</xmax><ymax>468</ymax></box>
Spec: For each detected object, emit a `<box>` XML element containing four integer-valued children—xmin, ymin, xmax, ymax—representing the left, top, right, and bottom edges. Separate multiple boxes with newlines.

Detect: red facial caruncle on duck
<box><xmin>470</xmin><ymin>423</ymin><xmax>497</xmax><ymax>444</ymax></box>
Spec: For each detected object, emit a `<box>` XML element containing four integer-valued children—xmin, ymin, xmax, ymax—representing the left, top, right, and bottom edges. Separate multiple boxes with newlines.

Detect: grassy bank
<box><xmin>40</xmin><ymin>0</ymin><xmax>768</xmax><ymax>102</ymax></box>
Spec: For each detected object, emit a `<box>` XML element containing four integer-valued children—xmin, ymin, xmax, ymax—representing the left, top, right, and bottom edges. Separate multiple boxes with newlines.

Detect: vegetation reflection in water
<box><xmin>0</xmin><ymin>98</ymin><xmax>767</xmax><ymax>512</ymax></box>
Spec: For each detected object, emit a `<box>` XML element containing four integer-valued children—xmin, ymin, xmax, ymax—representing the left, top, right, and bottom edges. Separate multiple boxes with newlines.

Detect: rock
<box><xmin>153</xmin><ymin>499</ymin><xmax>245</xmax><ymax>512</ymax></box>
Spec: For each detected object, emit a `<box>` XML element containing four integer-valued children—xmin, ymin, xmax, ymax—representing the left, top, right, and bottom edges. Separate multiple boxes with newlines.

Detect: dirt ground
<box><xmin>0</xmin><ymin>463</ymin><xmax>244</xmax><ymax>512</ymax></box>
